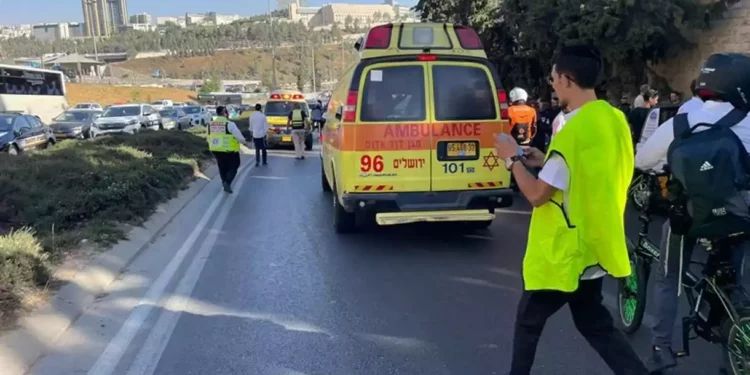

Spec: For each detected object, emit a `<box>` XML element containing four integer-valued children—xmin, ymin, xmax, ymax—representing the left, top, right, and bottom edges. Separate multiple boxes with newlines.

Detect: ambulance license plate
<box><xmin>282</xmin><ymin>136</ymin><xmax>292</xmax><ymax>142</ymax></box>
<box><xmin>446</xmin><ymin>141</ymin><xmax>477</xmax><ymax>157</ymax></box>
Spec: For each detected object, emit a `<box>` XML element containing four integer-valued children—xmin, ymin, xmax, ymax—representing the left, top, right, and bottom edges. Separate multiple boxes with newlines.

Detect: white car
<box><xmin>74</xmin><ymin>102</ymin><xmax>103</xmax><ymax>110</ymax></box>
<box><xmin>182</xmin><ymin>105</ymin><xmax>211</xmax><ymax>126</ymax></box>
<box><xmin>150</xmin><ymin>100</ymin><xmax>174</xmax><ymax>111</ymax></box>
<box><xmin>91</xmin><ymin>104</ymin><xmax>161</xmax><ymax>136</ymax></box>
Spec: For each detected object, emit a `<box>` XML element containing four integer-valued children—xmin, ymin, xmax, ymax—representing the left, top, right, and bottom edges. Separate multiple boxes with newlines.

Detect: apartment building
<box><xmin>81</xmin><ymin>0</ymin><xmax>112</xmax><ymax>37</ymax></box>
<box><xmin>279</xmin><ymin>0</ymin><xmax>308</xmax><ymax>9</ymax></box>
<box><xmin>308</xmin><ymin>3</ymin><xmax>403</xmax><ymax>28</ymax></box>
<box><xmin>32</xmin><ymin>23</ymin><xmax>71</xmax><ymax>42</ymax></box>
<box><xmin>156</xmin><ymin>16</ymin><xmax>186</xmax><ymax>28</ymax></box>
<box><xmin>289</xmin><ymin>3</ymin><xmax>321</xmax><ymax>25</ymax></box>
<box><xmin>108</xmin><ymin>0</ymin><xmax>129</xmax><ymax>28</ymax></box>
<box><xmin>130</xmin><ymin>13</ymin><xmax>152</xmax><ymax>25</ymax></box>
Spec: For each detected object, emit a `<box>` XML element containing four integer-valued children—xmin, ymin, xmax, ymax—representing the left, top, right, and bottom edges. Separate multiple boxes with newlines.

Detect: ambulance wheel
<box><xmin>321</xmin><ymin>165</ymin><xmax>332</xmax><ymax>192</ymax></box>
<box><xmin>332</xmin><ymin>180</ymin><xmax>355</xmax><ymax>233</ymax></box>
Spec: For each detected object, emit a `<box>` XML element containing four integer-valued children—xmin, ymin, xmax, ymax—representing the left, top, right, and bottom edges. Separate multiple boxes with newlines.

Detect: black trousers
<box><xmin>253</xmin><ymin>137</ymin><xmax>267</xmax><ymax>164</ymax></box>
<box><xmin>510</xmin><ymin>278</ymin><xmax>648</xmax><ymax>375</ymax></box>
<box><xmin>212</xmin><ymin>151</ymin><xmax>240</xmax><ymax>185</ymax></box>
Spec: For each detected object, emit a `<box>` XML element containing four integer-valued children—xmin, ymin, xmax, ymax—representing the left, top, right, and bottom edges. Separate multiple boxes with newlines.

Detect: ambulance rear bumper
<box><xmin>340</xmin><ymin>188</ymin><xmax>514</xmax><ymax>213</ymax></box>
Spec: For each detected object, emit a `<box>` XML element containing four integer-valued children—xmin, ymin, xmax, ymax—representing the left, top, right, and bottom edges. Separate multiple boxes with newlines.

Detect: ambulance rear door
<box><xmin>347</xmin><ymin>61</ymin><xmax>432</xmax><ymax>193</ymax></box>
<box><xmin>427</xmin><ymin>59</ymin><xmax>511</xmax><ymax>192</ymax></box>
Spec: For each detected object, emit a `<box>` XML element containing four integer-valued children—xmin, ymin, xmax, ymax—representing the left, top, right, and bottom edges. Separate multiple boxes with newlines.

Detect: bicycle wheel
<box><xmin>725</xmin><ymin>310</ymin><xmax>750</xmax><ymax>374</ymax></box>
<box><xmin>618</xmin><ymin>254</ymin><xmax>648</xmax><ymax>334</ymax></box>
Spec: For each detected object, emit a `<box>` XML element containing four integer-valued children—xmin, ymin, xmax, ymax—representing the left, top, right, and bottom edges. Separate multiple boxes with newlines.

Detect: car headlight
<box><xmin>128</xmin><ymin>119</ymin><xmax>138</xmax><ymax>125</ymax></box>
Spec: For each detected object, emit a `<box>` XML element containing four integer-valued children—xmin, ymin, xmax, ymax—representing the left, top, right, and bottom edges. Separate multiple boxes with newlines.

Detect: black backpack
<box><xmin>666</xmin><ymin>109</ymin><xmax>750</xmax><ymax>239</ymax></box>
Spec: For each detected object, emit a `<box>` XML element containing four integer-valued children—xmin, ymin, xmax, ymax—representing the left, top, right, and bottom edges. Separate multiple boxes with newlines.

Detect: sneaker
<box><xmin>301</xmin><ymin>155</ymin><xmax>305</xmax><ymax>160</ymax></box>
<box><xmin>647</xmin><ymin>346</ymin><xmax>677</xmax><ymax>373</ymax></box>
<box><xmin>222</xmin><ymin>182</ymin><xmax>232</xmax><ymax>194</ymax></box>
<box><xmin>255</xmin><ymin>163</ymin><xmax>260</xmax><ymax>167</ymax></box>
<box><xmin>263</xmin><ymin>162</ymin><xmax>268</xmax><ymax>165</ymax></box>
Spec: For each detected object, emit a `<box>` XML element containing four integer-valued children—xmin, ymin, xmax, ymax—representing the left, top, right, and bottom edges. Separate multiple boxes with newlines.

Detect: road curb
<box><xmin>0</xmin><ymin>158</ymin><xmax>232</xmax><ymax>375</ymax></box>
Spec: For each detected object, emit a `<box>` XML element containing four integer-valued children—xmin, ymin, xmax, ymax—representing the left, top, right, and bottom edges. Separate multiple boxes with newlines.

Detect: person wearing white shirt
<box><xmin>249</xmin><ymin>103</ymin><xmax>269</xmax><ymax>166</ymax></box>
<box><xmin>676</xmin><ymin>79</ymin><xmax>703</xmax><ymax>115</ymax></box>
<box><xmin>635</xmin><ymin>62</ymin><xmax>750</xmax><ymax>372</ymax></box>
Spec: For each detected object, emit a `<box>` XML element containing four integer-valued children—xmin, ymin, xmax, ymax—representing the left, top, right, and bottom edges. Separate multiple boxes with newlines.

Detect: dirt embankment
<box><xmin>66</xmin><ymin>84</ymin><xmax>198</xmax><ymax>106</ymax></box>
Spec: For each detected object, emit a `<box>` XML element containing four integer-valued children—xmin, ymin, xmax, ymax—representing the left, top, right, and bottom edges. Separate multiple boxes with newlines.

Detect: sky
<box><xmin>0</xmin><ymin>0</ymin><xmax>418</xmax><ymax>25</ymax></box>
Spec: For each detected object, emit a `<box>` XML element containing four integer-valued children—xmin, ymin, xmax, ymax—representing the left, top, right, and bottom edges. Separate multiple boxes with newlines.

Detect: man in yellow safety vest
<box><xmin>287</xmin><ymin>102</ymin><xmax>309</xmax><ymax>160</ymax></box>
<box><xmin>494</xmin><ymin>45</ymin><xmax>648</xmax><ymax>375</ymax></box>
<box><xmin>207</xmin><ymin>106</ymin><xmax>248</xmax><ymax>194</ymax></box>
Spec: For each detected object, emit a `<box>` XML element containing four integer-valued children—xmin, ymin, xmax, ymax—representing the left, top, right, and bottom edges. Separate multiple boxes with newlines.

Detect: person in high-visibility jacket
<box><xmin>287</xmin><ymin>103</ymin><xmax>309</xmax><ymax>160</ymax></box>
<box><xmin>508</xmin><ymin>87</ymin><xmax>538</xmax><ymax>146</ymax></box>
<box><xmin>494</xmin><ymin>45</ymin><xmax>648</xmax><ymax>375</ymax></box>
<box><xmin>207</xmin><ymin>106</ymin><xmax>248</xmax><ymax>194</ymax></box>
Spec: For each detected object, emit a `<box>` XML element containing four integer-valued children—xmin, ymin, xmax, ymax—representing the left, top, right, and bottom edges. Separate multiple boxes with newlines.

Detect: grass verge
<box><xmin>0</xmin><ymin>130</ymin><xmax>212</xmax><ymax>327</ymax></box>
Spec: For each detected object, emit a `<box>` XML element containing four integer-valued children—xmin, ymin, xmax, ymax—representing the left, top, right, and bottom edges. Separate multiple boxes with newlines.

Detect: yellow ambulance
<box><xmin>321</xmin><ymin>22</ymin><xmax>514</xmax><ymax>233</ymax></box>
<box><xmin>263</xmin><ymin>89</ymin><xmax>313</xmax><ymax>150</ymax></box>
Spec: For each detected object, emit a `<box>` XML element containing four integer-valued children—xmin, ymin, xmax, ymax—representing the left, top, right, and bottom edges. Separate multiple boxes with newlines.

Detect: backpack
<box><xmin>666</xmin><ymin>109</ymin><xmax>750</xmax><ymax>239</ymax></box>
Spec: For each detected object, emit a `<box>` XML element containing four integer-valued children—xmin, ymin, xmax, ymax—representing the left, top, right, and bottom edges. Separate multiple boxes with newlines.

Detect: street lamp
<box><xmin>83</xmin><ymin>0</ymin><xmax>100</xmax><ymax>62</ymax></box>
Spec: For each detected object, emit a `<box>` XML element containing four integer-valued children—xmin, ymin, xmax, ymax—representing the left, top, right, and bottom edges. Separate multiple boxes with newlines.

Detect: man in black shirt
<box><xmin>532</xmin><ymin>97</ymin><xmax>561</xmax><ymax>152</ymax></box>
<box><xmin>627</xmin><ymin>89</ymin><xmax>659</xmax><ymax>146</ymax></box>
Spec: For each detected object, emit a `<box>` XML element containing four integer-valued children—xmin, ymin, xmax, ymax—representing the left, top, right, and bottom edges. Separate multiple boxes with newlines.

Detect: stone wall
<box><xmin>653</xmin><ymin>0</ymin><xmax>750</xmax><ymax>94</ymax></box>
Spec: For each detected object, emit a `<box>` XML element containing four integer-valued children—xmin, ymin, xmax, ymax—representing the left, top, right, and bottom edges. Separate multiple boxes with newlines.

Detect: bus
<box><xmin>197</xmin><ymin>92</ymin><xmax>243</xmax><ymax>106</ymax></box>
<box><xmin>0</xmin><ymin>64</ymin><xmax>68</xmax><ymax>124</ymax></box>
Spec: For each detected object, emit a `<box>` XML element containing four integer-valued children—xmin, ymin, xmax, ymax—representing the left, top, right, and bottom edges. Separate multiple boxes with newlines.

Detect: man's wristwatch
<box><xmin>505</xmin><ymin>155</ymin><xmax>523</xmax><ymax>171</ymax></box>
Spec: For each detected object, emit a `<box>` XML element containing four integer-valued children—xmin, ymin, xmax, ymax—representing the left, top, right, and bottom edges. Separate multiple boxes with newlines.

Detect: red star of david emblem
<box><xmin>483</xmin><ymin>151</ymin><xmax>501</xmax><ymax>171</ymax></box>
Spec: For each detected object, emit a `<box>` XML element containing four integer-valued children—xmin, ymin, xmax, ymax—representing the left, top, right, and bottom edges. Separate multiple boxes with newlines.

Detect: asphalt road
<box><xmin>28</xmin><ymin>146</ymin><xmax>725</xmax><ymax>375</ymax></box>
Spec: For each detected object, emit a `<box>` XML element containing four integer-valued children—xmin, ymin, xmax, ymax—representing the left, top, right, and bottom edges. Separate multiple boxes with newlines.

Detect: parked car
<box><xmin>159</xmin><ymin>108</ymin><xmax>190</xmax><ymax>130</ymax></box>
<box><xmin>182</xmin><ymin>105</ymin><xmax>211</xmax><ymax>126</ymax></box>
<box><xmin>150</xmin><ymin>100</ymin><xmax>174</xmax><ymax>111</ymax></box>
<box><xmin>92</xmin><ymin>104</ymin><xmax>160</xmax><ymax>137</ymax></box>
<box><xmin>0</xmin><ymin>112</ymin><xmax>56</xmax><ymax>155</ymax></box>
<box><xmin>49</xmin><ymin>109</ymin><xmax>103</xmax><ymax>139</ymax></box>
<box><xmin>74</xmin><ymin>102</ymin><xmax>103</xmax><ymax>110</ymax></box>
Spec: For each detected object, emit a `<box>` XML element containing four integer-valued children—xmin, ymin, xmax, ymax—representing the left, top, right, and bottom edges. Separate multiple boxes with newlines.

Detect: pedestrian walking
<box><xmin>494</xmin><ymin>44</ymin><xmax>649</xmax><ymax>375</ymax></box>
<box><xmin>207</xmin><ymin>106</ymin><xmax>248</xmax><ymax>194</ymax></box>
<box><xmin>287</xmin><ymin>102</ymin><xmax>308</xmax><ymax>160</ymax></box>
<box><xmin>250</xmin><ymin>103</ymin><xmax>269</xmax><ymax>167</ymax></box>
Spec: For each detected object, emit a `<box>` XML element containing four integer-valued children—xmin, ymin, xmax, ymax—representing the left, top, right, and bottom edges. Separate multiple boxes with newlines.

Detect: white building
<box><xmin>32</xmin><ymin>23</ymin><xmax>71</xmax><ymax>42</ymax></box>
<box><xmin>118</xmin><ymin>23</ymin><xmax>156</xmax><ymax>33</ymax></box>
<box><xmin>185</xmin><ymin>12</ymin><xmax>242</xmax><ymax>26</ymax></box>
<box><xmin>68</xmin><ymin>22</ymin><xmax>86</xmax><ymax>38</ymax></box>
<box><xmin>156</xmin><ymin>16</ymin><xmax>186</xmax><ymax>28</ymax></box>
<box><xmin>130</xmin><ymin>13</ymin><xmax>152</xmax><ymax>25</ymax></box>
<box><xmin>308</xmin><ymin>3</ymin><xmax>412</xmax><ymax>28</ymax></box>
<box><xmin>289</xmin><ymin>3</ymin><xmax>321</xmax><ymax>25</ymax></box>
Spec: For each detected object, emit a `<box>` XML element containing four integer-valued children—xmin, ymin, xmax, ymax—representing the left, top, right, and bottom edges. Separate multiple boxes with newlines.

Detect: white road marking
<box><xmin>86</xmin><ymin>158</ymin><xmax>255</xmax><ymax>375</ymax></box>
<box><xmin>125</xmin><ymin>161</ymin><xmax>256</xmax><ymax>375</ymax></box>
<box><xmin>250</xmin><ymin>176</ymin><xmax>288</xmax><ymax>180</ymax></box>
<box><xmin>494</xmin><ymin>209</ymin><xmax>532</xmax><ymax>216</ymax></box>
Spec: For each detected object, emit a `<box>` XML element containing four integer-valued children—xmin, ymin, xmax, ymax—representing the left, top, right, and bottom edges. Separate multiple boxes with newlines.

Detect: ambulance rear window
<box><xmin>361</xmin><ymin>65</ymin><xmax>426</xmax><ymax>122</ymax></box>
<box><xmin>432</xmin><ymin>65</ymin><xmax>497</xmax><ymax>121</ymax></box>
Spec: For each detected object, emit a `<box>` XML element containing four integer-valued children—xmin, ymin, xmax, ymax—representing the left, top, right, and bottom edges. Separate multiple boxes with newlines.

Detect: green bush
<box><xmin>0</xmin><ymin>130</ymin><xmax>212</xmax><ymax>253</ymax></box>
<box><xmin>0</xmin><ymin>228</ymin><xmax>50</xmax><ymax>320</ymax></box>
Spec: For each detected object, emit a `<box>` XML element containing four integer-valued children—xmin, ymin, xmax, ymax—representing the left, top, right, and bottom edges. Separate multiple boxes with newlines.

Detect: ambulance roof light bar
<box><xmin>364</xmin><ymin>24</ymin><xmax>393</xmax><ymax>49</ymax></box>
<box><xmin>454</xmin><ymin>25</ymin><xmax>483</xmax><ymax>50</ymax></box>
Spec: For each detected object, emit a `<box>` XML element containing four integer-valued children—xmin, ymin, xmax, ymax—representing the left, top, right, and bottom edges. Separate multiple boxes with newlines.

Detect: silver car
<box><xmin>92</xmin><ymin>104</ymin><xmax>160</xmax><ymax>136</ymax></box>
<box><xmin>49</xmin><ymin>109</ymin><xmax>103</xmax><ymax>139</ymax></box>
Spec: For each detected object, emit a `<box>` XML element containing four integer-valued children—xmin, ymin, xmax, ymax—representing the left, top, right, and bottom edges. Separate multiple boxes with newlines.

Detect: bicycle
<box><xmin>616</xmin><ymin>170</ymin><xmax>750</xmax><ymax>374</ymax></box>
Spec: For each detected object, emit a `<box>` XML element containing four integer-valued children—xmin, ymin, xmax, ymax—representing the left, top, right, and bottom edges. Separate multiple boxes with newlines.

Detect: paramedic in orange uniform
<box><xmin>508</xmin><ymin>87</ymin><xmax>538</xmax><ymax>146</ymax></box>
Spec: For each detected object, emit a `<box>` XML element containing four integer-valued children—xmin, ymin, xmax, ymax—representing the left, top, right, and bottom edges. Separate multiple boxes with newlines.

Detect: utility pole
<box><xmin>311</xmin><ymin>41</ymin><xmax>316</xmax><ymax>92</ymax></box>
<box><xmin>267</xmin><ymin>0</ymin><xmax>277</xmax><ymax>90</ymax></box>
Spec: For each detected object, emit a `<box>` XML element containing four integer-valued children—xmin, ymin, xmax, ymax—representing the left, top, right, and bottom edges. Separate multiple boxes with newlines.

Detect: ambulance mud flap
<box><xmin>375</xmin><ymin>209</ymin><xmax>495</xmax><ymax>226</ymax></box>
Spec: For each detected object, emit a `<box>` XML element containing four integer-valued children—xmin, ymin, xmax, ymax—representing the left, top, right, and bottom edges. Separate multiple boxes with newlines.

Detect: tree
<box><xmin>344</xmin><ymin>16</ymin><xmax>354</xmax><ymax>32</ymax></box>
<box><xmin>200</xmin><ymin>78</ymin><xmax>222</xmax><ymax>93</ymax></box>
<box><xmin>414</xmin><ymin>0</ymin><xmax>742</xmax><ymax>100</ymax></box>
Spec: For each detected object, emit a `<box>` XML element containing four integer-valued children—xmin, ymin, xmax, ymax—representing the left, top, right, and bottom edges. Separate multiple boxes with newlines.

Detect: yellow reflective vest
<box><xmin>207</xmin><ymin>117</ymin><xmax>240</xmax><ymax>152</ymax></box>
<box><xmin>523</xmin><ymin>100</ymin><xmax>633</xmax><ymax>292</ymax></box>
<box><xmin>290</xmin><ymin>109</ymin><xmax>305</xmax><ymax>129</ymax></box>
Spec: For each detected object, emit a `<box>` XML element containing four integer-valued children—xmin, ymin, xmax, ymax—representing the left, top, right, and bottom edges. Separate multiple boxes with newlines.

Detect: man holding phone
<box><xmin>494</xmin><ymin>45</ymin><xmax>648</xmax><ymax>375</ymax></box>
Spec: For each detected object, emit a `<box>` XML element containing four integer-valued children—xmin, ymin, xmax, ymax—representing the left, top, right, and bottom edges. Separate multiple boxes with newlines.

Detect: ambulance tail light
<box><xmin>292</xmin><ymin>94</ymin><xmax>304</xmax><ymax>99</ymax></box>
<box><xmin>454</xmin><ymin>25</ymin><xmax>483</xmax><ymax>50</ymax></box>
<box><xmin>417</xmin><ymin>54</ymin><xmax>437</xmax><ymax>61</ymax></box>
<box><xmin>364</xmin><ymin>24</ymin><xmax>393</xmax><ymax>49</ymax></box>
<box><xmin>343</xmin><ymin>90</ymin><xmax>358</xmax><ymax>122</ymax></box>
<box><xmin>270</xmin><ymin>94</ymin><xmax>281</xmax><ymax>99</ymax></box>
<box><xmin>498</xmin><ymin>89</ymin><xmax>509</xmax><ymax>119</ymax></box>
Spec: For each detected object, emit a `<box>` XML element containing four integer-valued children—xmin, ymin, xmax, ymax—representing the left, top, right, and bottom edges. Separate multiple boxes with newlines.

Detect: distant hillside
<box><xmin>114</xmin><ymin>44</ymin><xmax>361</xmax><ymax>88</ymax></box>
<box><xmin>66</xmin><ymin>84</ymin><xmax>197</xmax><ymax>106</ymax></box>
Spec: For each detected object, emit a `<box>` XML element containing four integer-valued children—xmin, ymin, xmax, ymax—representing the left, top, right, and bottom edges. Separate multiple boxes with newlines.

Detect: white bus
<box><xmin>0</xmin><ymin>64</ymin><xmax>68</xmax><ymax>124</ymax></box>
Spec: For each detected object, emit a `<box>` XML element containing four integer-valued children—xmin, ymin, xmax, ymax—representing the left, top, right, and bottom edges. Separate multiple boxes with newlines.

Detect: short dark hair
<box><xmin>690</xmin><ymin>79</ymin><xmax>698</xmax><ymax>95</ymax></box>
<box><xmin>553</xmin><ymin>44</ymin><xmax>603</xmax><ymax>89</ymax></box>
<box><xmin>216</xmin><ymin>106</ymin><xmax>227</xmax><ymax>116</ymax></box>
<box><xmin>255</xmin><ymin>103</ymin><xmax>262</xmax><ymax>111</ymax></box>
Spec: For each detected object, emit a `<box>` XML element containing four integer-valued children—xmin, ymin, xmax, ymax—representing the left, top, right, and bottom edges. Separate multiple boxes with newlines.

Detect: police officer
<box><xmin>207</xmin><ymin>106</ymin><xmax>248</xmax><ymax>194</ymax></box>
<box><xmin>287</xmin><ymin>102</ymin><xmax>309</xmax><ymax>160</ymax></box>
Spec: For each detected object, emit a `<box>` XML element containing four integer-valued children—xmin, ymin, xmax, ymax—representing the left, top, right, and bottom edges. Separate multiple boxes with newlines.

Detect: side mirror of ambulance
<box><xmin>354</xmin><ymin>37</ymin><xmax>363</xmax><ymax>51</ymax></box>
<box><xmin>335</xmin><ymin>107</ymin><xmax>342</xmax><ymax>121</ymax></box>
